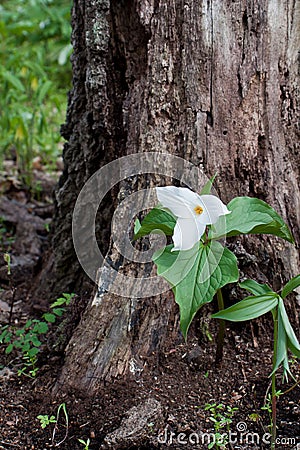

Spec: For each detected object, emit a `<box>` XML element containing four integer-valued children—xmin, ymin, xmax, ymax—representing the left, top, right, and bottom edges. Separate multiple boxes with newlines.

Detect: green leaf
<box><xmin>211</xmin><ymin>197</ymin><xmax>294</xmax><ymax>243</ymax></box>
<box><xmin>278</xmin><ymin>298</ymin><xmax>300</xmax><ymax>358</ymax></box>
<box><xmin>134</xmin><ymin>207</ymin><xmax>176</xmax><ymax>240</ymax></box>
<box><xmin>43</xmin><ymin>313</ymin><xmax>56</xmax><ymax>323</ymax></box>
<box><xmin>37</xmin><ymin>80</ymin><xmax>52</xmax><ymax>104</ymax></box>
<box><xmin>134</xmin><ymin>218</ymin><xmax>141</xmax><ymax>235</ymax></box>
<box><xmin>273</xmin><ymin>307</ymin><xmax>290</xmax><ymax>376</ymax></box>
<box><xmin>281</xmin><ymin>275</ymin><xmax>300</xmax><ymax>299</ymax></box>
<box><xmin>5</xmin><ymin>343</ymin><xmax>14</xmax><ymax>354</ymax></box>
<box><xmin>52</xmin><ymin>308</ymin><xmax>65</xmax><ymax>317</ymax></box>
<box><xmin>239</xmin><ymin>279</ymin><xmax>273</xmax><ymax>296</ymax></box>
<box><xmin>51</xmin><ymin>293</ymin><xmax>74</xmax><ymax>308</ymax></box>
<box><xmin>212</xmin><ymin>294</ymin><xmax>279</xmax><ymax>322</ymax></box>
<box><xmin>33</xmin><ymin>322</ymin><xmax>48</xmax><ymax>334</ymax></box>
<box><xmin>153</xmin><ymin>241</ymin><xmax>239</xmax><ymax>338</ymax></box>
<box><xmin>27</xmin><ymin>347</ymin><xmax>39</xmax><ymax>358</ymax></box>
<box><xmin>200</xmin><ymin>174</ymin><xmax>217</xmax><ymax>195</ymax></box>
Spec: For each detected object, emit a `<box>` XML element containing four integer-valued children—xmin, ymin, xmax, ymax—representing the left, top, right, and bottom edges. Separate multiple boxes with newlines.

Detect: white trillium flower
<box><xmin>156</xmin><ymin>186</ymin><xmax>231</xmax><ymax>251</ymax></box>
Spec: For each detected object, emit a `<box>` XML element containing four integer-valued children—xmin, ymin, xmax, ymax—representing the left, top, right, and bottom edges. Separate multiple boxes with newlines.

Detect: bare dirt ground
<box><xmin>0</xmin><ymin>160</ymin><xmax>299</xmax><ymax>450</ymax></box>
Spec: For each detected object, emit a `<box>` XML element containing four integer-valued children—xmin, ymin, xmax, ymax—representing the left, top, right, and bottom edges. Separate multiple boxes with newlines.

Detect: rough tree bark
<box><xmin>48</xmin><ymin>0</ymin><xmax>299</xmax><ymax>394</ymax></box>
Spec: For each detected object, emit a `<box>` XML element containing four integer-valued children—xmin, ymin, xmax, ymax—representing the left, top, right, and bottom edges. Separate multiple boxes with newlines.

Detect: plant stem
<box><xmin>271</xmin><ymin>308</ymin><xmax>278</xmax><ymax>450</ymax></box>
<box><xmin>215</xmin><ymin>288</ymin><xmax>225</xmax><ymax>366</ymax></box>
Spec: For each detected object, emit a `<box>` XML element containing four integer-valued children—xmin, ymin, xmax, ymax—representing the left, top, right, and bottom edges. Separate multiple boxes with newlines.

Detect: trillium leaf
<box><xmin>212</xmin><ymin>293</ymin><xmax>279</xmax><ymax>322</ymax></box>
<box><xmin>133</xmin><ymin>207</ymin><xmax>176</xmax><ymax>240</ymax></box>
<box><xmin>134</xmin><ymin>218</ymin><xmax>141</xmax><ymax>235</ymax></box>
<box><xmin>273</xmin><ymin>298</ymin><xmax>300</xmax><ymax>378</ymax></box>
<box><xmin>281</xmin><ymin>274</ymin><xmax>300</xmax><ymax>299</ymax></box>
<box><xmin>239</xmin><ymin>279</ymin><xmax>273</xmax><ymax>296</ymax></box>
<box><xmin>278</xmin><ymin>298</ymin><xmax>300</xmax><ymax>358</ymax></box>
<box><xmin>200</xmin><ymin>174</ymin><xmax>217</xmax><ymax>195</ymax></box>
<box><xmin>211</xmin><ymin>197</ymin><xmax>294</xmax><ymax>243</ymax></box>
<box><xmin>153</xmin><ymin>241</ymin><xmax>239</xmax><ymax>338</ymax></box>
<box><xmin>273</xmin><ymin>311</ymin><xmax>289</xmax><ymax>375</ymax></box>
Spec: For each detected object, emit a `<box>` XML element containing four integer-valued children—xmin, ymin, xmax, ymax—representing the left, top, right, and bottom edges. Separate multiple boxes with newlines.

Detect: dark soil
<box><xmin>0</xmin><ymin>162</ymin><xmax>299</xmax><ymax>450</ymax></box>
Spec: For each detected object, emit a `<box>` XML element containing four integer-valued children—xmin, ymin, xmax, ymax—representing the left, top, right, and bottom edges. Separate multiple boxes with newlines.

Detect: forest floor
<box><xmin>0</xmin><ymin>160</ymin><xmax>299</xmax><ymax>450</ymax></box>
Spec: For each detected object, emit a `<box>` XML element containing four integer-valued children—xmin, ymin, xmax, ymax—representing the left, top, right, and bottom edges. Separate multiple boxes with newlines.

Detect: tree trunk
<box><xmin>51</xmin><ymin>0</ymin><xmax>299</xmax><ymax>394</ymax></box>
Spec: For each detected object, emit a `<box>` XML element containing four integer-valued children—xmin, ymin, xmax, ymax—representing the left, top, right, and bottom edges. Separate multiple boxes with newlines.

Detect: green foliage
<box><xmin>212</xmin><ymin>294</ymin><xmax>279</xmax><ymax>322</ymax></box>
<box><xmin>136</xmin><ymin>191</ymin><xmax>294</xmax><ymax>340</ymax></box>
<box><xmin>210</xmin><ymin>197</ymin><xmax>294</xmax><ymax>243</ymax></box>
<box><xmin>281</xmin><ymin>274</ymin><xmax>300</xmax><ymax>299</ymax></box>
<box><xmin>153</xmin><ymin>241</ymin><xmax>239</xmax><ymax>338</ymax></box>
<box><xmin>204</xmin><ymin>403</ymin><xmax>238</xmax><ymax>449</ymax></box>
<box><xmin>0</xmin><ymin>292</ymin><xmax>75</xmax><ymax>377</ymax></box>
<box><xmin>37</xmin><ymin>414</ymin><xmax>57</xmax><ymax>429</ymax></box>
<box><xmin>0</xmin><ymin>0</ymin><xmax>72</xmax><ymax>184</ymax></box>
<box><xmin>134</xmin><ymin>207</ymin><xmax>175</xmax><ymax>240</ymax></box>
<box><xmin>78</xmin><ymin>438</ymin><xmax>91</xmax><ymax>450</ymax></box>
<box><xmin>212</xmin><ymin>279</ymin><xmax>300</xmax><ymax>379</ymax></box>
<box><xmin>37</xmin><ymin>402</ymin><xmax>69</xmax><ymax>447</ymax></box>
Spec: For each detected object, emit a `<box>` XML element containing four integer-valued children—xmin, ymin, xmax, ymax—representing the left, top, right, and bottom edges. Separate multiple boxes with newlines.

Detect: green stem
<box><xmin>215</xmin><ymin>288</ymin><xmax>225</xmax><ymax>366</ymax></box>
<box><xmin>271</xmin><ymin>308</ymin><xmax>278</xmax><ymax>450</ymax></box>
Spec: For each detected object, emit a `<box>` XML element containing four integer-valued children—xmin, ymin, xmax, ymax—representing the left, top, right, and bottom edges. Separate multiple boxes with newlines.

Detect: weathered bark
<box><xmin>51</xmin><ymin>0</ymin><xmax>299</xmax><ymax>394</ymax></box>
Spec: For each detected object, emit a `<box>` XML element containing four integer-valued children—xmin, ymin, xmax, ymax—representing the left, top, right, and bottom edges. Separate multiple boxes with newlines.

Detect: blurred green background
<box><xmin>0</xmin><ymin>0</ymin><xmax>72</xmax><ymax>187</ymax></box>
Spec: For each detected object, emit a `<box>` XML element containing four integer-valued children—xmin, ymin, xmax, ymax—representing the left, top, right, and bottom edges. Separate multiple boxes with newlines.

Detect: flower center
<box><xmin>194</xmin><ymin>205</ymin><xmax>204</xmax><ymax>215</ymax></box>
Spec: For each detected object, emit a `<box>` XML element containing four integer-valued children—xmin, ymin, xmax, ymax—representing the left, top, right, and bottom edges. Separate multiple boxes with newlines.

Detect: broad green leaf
<box><xmin>211</xmin><ymin>197</ymin><xmax>294</xmax><ymax>243</ymax></box>
<box><xmin>239</xmin><ymin>279</ymin><xmax>273</xmax><ymax>296</ymax></box>
<box><xmin>200</xmin><ymin>174</ymin><xmax>217</xmax><ymax>195</ymax></box>
<box><xmin>281</xmin><ymin>275</ymin><xmax>300</xmax><ymax>299</ymax></box>
<box><xmin>153</xmin><ymin>241</ymin><xmax>239</xmax><ymax>338</ymax></box>
<box><xmin>134</xmin><ymin>207</ymin><xmax>176</xmax><ymax>240</ymax></box>
<box><xmin>212</xmin><ymin>294</ymin><xmax>279</xmax><ymax>322</ymax></box>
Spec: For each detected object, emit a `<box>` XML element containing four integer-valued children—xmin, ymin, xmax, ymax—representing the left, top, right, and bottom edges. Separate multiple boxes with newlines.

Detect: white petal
<box><xmin>172</xmin><ymin>218</ymin><xmax>206</xmax><ymax>251</ymax></box>
<box><xmin>156</xmin><ymin>186</ymin><xmax>191</xmax><ymax>218</ymax></box>
<box><xmin>197</xmin><ymin>195</ymin><xmax>231</xmax><ymax>225</ymax></box>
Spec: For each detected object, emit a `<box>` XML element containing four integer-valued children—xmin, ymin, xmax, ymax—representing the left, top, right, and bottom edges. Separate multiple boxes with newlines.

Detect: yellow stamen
<box><xmin>194</xmin><ymin>205</ymin><xmax>204</xmax><ymax>215</ymax></box>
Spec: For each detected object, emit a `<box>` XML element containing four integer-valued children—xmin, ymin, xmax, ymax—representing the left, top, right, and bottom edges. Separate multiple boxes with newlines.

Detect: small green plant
<box><xmin>0</xmin><ymin>293</ymin><xmax>75</xmax><ymax>377</ymax></box>
<box><xmin>213</xmin><ymin>275</ymin><xmax>300</xmax><ymax>449</ymax></box>
<box><xmin>52</xmin><ymin>403</ymin><xmax>69</xmax><ymax>446</ymax></box>
<box><xmin>43</xmin><ymin>292</ymin><xmax>74</xmax><ymax>323</ymax></box>
<box><xmin>204</xmin><ymin>403</ymin><xmax>238</xmax><ymax>449</ymax></box>
<box><xmin>261</xmin><ymin>390</ymin><xmax>282</xmax><ymax>433</ymax></box>
<box><xmin>0</xmin><ymin>319</ymin><xmax>48</xmax><ymax>377</ymax></box>
<box><xmin>78</xmin><ymin>438</ymin><xmax>90</xmax><ymax>450</ymax></box>
<box><xmin>38</xmin><ymin>403</ymin><xmax>69</xmax><ymax>446</ymax></box>
<box><xmin>37</xmin><ymin>413</ymin><xmax>57</xmax><ymax>429</ymax></box>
